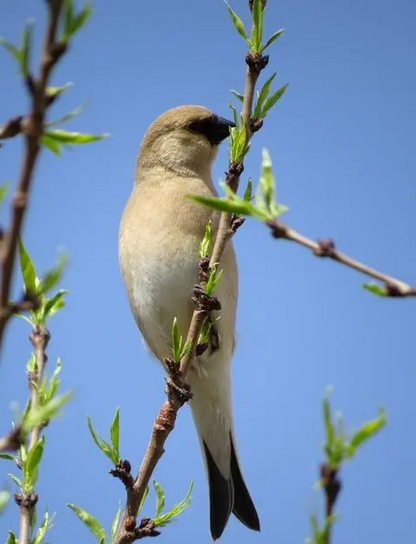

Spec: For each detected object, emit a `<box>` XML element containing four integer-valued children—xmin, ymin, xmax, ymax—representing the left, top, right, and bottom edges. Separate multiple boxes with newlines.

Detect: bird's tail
<box><xmin>189</xmin><ymin>371</ymin><xmax>260</xmax><ymax>540</ymax></box>
<box><xmin>202</xmin><ymin>432</ymin><xmax>260</xmax><ymax>540</ymax></box>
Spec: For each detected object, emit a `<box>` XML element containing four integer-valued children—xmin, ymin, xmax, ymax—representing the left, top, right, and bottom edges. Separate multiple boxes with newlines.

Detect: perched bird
<box><xmin>119</xmin><ymin>105</ymin><xmax>260</xmax><ymax>540</ymax></box>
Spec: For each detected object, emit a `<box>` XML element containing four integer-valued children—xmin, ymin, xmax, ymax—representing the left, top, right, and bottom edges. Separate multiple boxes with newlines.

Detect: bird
<box><xmin>118</xmin><ymin>105</ymin><xmax>260</xmax><ymax>540</ymax></box>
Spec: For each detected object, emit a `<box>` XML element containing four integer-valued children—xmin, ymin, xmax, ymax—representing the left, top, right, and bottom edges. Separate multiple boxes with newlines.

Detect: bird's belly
<box><xmin>128</xmin><ymin>241</ymin><xmax>198</xmax><ymax>360</ymax></box>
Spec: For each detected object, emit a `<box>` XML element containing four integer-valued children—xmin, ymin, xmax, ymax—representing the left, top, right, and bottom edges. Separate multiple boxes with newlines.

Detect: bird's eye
<box><xmin>187</xmin><ymin>115</ymin><xmax>235</xmax><ymax>145</ymax></box>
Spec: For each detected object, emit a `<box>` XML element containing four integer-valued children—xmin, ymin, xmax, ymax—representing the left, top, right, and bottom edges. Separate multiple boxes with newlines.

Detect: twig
<box><xmin>267</xmin><ymin>220</ymin><xmax>416</xmax><ymax>297</ymax></box>
<box><xmin>0</xmin><ymin>0</ymin><xmax>66</xmax><ymax>358</ymax></box>
<box><xmin>113</xmin><ymin>3</ymin><xmax>269</xmax><ymax>543</ymax></box>
<box><xmin>15</xmin><ymin>324</ymin><xmax>49</xmax><ymax>544</ymax></box>
<box><xmin>0</xmin><ymin>426</ymin><xmax>23</xmax><ymax>454</ymax></box>
<box><xmin>16</xmin><ymin>493</ymin><xmax>38</xmax><ymax>544</ymax></box>
<box><xmin>0</xmin><ymin>116</ymin><xmax>23</xmax><ymax>141</ymax></box>
<box><xmin>28</xmin><ymin>325</ymin><xmax>50</xmax><ymax>447</ymax></box>
<box><xmin>320</xmin><ymin>464</ymin><xmax>341</xmax><ymax>544</ymax></box>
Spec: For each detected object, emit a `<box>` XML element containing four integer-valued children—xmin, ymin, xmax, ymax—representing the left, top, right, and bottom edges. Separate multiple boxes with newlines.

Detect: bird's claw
<box><xmin>192</xmin><ymin>284</ymin><xmax>221</xmax><ymax>311</ymax></box>
<box><xmin>165</xmin><ymin>376</ymin><xmax>193</xmax><ymax>404</ymax></box>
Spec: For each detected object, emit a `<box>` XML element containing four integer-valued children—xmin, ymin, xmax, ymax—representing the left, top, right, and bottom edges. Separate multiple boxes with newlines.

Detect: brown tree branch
<box><xmin>15</xmin><ymin>324</ymin><xmax>49</xmax><ymax>544</ymax></box>
<box><xmin>0</xmin><ymin>117</ymin><xmax>23</xmax><ymax>141</ymax></box>
<box><xmin>16</xmin><ymin>493</ymin><xmax>37</xmax><ymax>544</ymax></box>
<box><xmin>113</xmin><ymin>3</ymin><xmax>270</xmax><ymax>542</ymax></box>
<box><xmin>320</xmin><ymin>464</ymin><xmax>341</xmax><ymax>544</ymax></box>
<box><xmin>267</xmin><ymin>220</ymin><xmax>416</xmax><ymax>297</ymax></box>
<box><xmin>0</xmin><ymin>426</ymin><xmax>23</xmax><ymax>454</ymax></box>
<box><xmin>0</xmin><ymin>0</ymin><xmax>66</xmax><ymax>358</ymax></box>
<box><xmin>28</xmin><ymin>325</ymin><xmax>50</xmax><ymax>448</ymax></box>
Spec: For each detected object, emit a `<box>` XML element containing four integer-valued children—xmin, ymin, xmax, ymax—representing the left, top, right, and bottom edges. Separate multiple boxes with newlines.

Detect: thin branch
<box><xmin>113</xmin><ymin>4</ymin><xmax>269</xmax><ymax>543</ymax></box>
<box><xmin>320</xmin><ymin>464</ymin><xmax>341</xmax><ymax>544</ymax></box>
<box><xmin>0</xmin><ymin>0</ymin><xmax>66</xmax><ymax>358</ymax></box>
<box><xmin>28</xmin><ymin>325</ymin><xmax>50</xmax><ymax>448</ymax></box>
<box><xmin>18</xmin><ymin>499</ymin><xmax>33</xmax><ymax>544</ymax></box>
<box><xmin>0</xmin><ymin>116</ymin><xmax>23</xmax><ymax>141</ymax></box>
<box><xmin>267</xmin><ymin>220</ymin><xmax>416</xmax><ymax>297</ymax></box>
<box><xmin>0</xmin><ymin>426</ymin><xmax>23</xmax><ymax>454</ymax></box>
<box><xmin>16</xmin><ymin>324</ymin><xmax>49</xmax><ymax>544</ymax></box>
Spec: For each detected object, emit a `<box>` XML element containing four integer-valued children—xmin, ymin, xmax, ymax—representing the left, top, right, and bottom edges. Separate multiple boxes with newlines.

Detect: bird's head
<box><xmin>136</xmin><ymin>105</ymin><xmax>234</xmax><ymax>180</ymax></box>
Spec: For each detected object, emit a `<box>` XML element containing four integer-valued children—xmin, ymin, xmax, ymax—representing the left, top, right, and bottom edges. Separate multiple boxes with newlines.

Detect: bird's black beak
<box><xmin>187</xmin><ymin>114</ymin><xmax>235</xmax><ymax>145</ymax></box>
<box><xmin>211</xmin><ymin>114</ymin><xmax>235</xmax><ymax>144</ymax></box>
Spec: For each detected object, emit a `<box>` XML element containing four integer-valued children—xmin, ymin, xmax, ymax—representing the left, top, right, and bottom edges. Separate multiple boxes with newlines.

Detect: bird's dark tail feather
<box><xmin>203</xmin><ymin>442</ymin><xmax>233</xmax><ymax>540</ymax></box>
<box><xmin>230</xmin><ymin>436</ymin><xmax>260</xmax><ymax>532</ymax></box>
<box><xmin>203</xmin><ymin>436</ymin><xmax>260</xmax><ymax>540</ymax></box>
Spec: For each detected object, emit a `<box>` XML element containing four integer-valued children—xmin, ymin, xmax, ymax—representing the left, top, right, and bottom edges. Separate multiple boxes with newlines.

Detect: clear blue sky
<box><xmin>1</xmin><ymin>0</ymin><xmax>416</xmax><ymax>543</ymax></box>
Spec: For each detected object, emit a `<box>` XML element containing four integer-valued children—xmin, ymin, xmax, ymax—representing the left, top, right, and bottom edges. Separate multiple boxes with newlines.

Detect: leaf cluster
<box><xmin>225</xmin><ymin>0</ymin><xmax>284</xmax><ymax>54</ymax></box>
<box><xmin>18</xmin><ymin>239</ymin><xmax>68</xmax><ymax>326</ymax></box>
<box><xmin>189</xmin><ymin>149</ymin><xmax>288</xmax><ymax>223</ymax></box>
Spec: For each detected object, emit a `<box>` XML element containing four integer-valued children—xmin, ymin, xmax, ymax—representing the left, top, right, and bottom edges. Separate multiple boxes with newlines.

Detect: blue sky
<box><xmin>1</xmin><ymin>0</ymin><xmax>416</xmax><ymax>543</ymax></box>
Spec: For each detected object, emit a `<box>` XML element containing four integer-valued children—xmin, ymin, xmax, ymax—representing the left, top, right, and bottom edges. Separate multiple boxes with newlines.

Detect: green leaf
<box><xmin>189</xmin><ymin>194</ymin><xmax>253</xmax><ymax>216</ymax></box>
<box><xmin>87</xmin><ymin>416</ymin><xmax>118</xmax><ymax>464</ymax></box>
<box><xmin>256</xmin><ymin>148</ymin><xmax>288</xmax><ymax>221</ymax></box>
<box><xmin>205</xmin><ymin>266</ymin><xmax>223</xmax><ymax>297</ymax></box>
<box><xmin>254</xmin><ymin>72</ymin><xmax>276</xmax><ymax>118</ymax></box>
<box><xmin>47</xmin><ymin>103</ymin><xmax>86</xmax><ymax>128</ymax></box>
<box><xmin>0</xmin><ymin>184</ymin><xmax>7</xmax><ymax>209</ymax></box>
<box><xmin>230</xmin><ymin>90</ymin><xmax>244</xmax><ymax>103</ymax></box>
<box><xmin>0</xmin><ymin>37</ymin><xmax>21</xmax><ymax>65</ymax></box>
<box><xmin>258</xmin><ymin>148</ymin><xmax>273</xmax><ymax>205</ymax></box>
<box><xmin>32</xmin><ymin>511</ymin><xmax>55</xmax><ymax>544</ymax></box>
<box><xmin>199</xmin><ymin>220</ymin><xmax>212</xmax><ymax>259</ymax></box>
<box><xmin>23</xmin><ymin>436</ymin><xmax>45</xmax><ymax>492</ymax></box>
<box><xmin>111</xmin><ymin>503</ymin><xmax>121</xmax><ymax>541</ymax></box>
<box><xmin>363</xmin><ymin>283</ymin><xmax>387</xmax><ymax>297</ymax></box>
<box><xmin>39</xmin><ymin>254</ymin><xmax>68</xmax><ymax>294</ymax></box>
<box><xmin>18</xmin><ymin>238</ymin><xmax>37</xmax><ymax>296</ymax></box>
<box><xmin>181</xmin><ymin>340</ymin><xmax>193</xmax><ymax>360</ymax></box>
<box><xmin>230</xmin><ymin>120</ymin><xmax>249</xmax><ymax>162</ymax></box>
<box><xmin>138</xmin><ymin>485</ymin><xmax>149</xmax><ymax>515</ymax></box>
<box><xmin>0</xmin><ymin>453</ymin><xmax>15</xmax><ymax>461</ymax></box>
<box><xmin>62</xmin><ymin>0</ymin><xmax>93</xmax><ymax>44</ymax></box>
<box><xmin>66</xmin><ymin>504</ymin><xmax>106</xmax><ymax>543</ymax></box>
<box><xmin>228</xmin><ymin>101</ymin><xmax>238</xmax><ymax>127</ymax></box>
<box><xmin>41</xmin><ymin>135</ymin><xmax>61</xmax><ymax>156</ymax></box>
<box><xmin>37</xmin><ymin>359</ymin><xmax>62</xmax><ymax>407</ymax></box>
<box><xmin>243</xmin><ymin>179</ymin><xmax>253</xmax><ymax>202</ymax></box>
<box><xmin>260</xmin><ymin>84</ymin><xmax>289</xmax><ymax>118</ymax></box>
<box><xmin>27</xmin><ymin>352</ymin><xmax>36</xmax><ymax>372</ymax></box>
<box><xmin>46</xmin><ymin>82</ymin><xmax>73</xmax><ymax>98</ymax></box>
<box><xmin>262</xmin><ymin>29</ymin><xmax>284</xmax><ymax>51</ymax></box>
<box><xmin>0</xmin><ymin>490</ymin><xmax>9</xmax><ymax>514</ymax></box>
<box><xmin>198</xmin><ymin>316</ymin><xmax>211</xmax><ymax>346</ymax></box>
<box><xmin>153</xmin><ymin>480</ymin><xmax>165</xmax><ymax>518</ymax></box>
<box><xmin>23</xmin><ymin>391</ymin><xmax>72</xmax><ymax>433</ymax></box>
<box><xmin>224</xmin><ymin>2</ymin><xmax>249</xmax><ymax>44</ymax></box>
<box><xmin>19</xmin><ymin>443</ymin><xmax>28</xmax><ymax>464</ymax></box>
<box><xmin>42</xmin><ymin>289</ymin><xmax>68</xmax><ymax>320</ymax></box>
<box><xmin>21</xmin><ymin>21</ymin><xmax>33</xmax><ymax>78</ymax></box>
<box><xmin>5</xmin><ymin>531</ymin><xmax>16</xmax><ymax>544</ymax></box>
<box><xmin>8</xmin><ymin>473</ymin><xmax>22</xmax><ymax>488</ymax></box>
<box><xmin>250</xmin><ymin>0</ymin><xmax>263</xmax><ymax>53</ymax></box>
<box><xmin>309</xmin><ymin>512</ymin><xmax>336</xmax><ymax>544</ymax></box>
<box><xmin>43</xmin><ymin>129</ymin><xmax>108</xmax><ymax>145</ymax></box>
<box><xmin>110</xmin><ymin>408</ymin><xmax>120</xmax><ymax>457</ymax></box>
<box><xmin>154</xmin><ymin>481</ymin><xmax>193</xmax><ymax>527</ymax></box>
<box><xmin>348</xmin><ymin>408</ymin><xmax>386</xmax><ymax>455</ymax></box>
<box><xmin>171</xmin><ymin>317</ymin><xmax>182</xmax><ymax>363</ymax></box>
<box><xmin>323</xmin><ymin>397</ymin><xmax>335</xmax><ymax>453</ymax></box>
<box><xmin>63</xmin><ymin>0</ymin><xmax>74</xmax><ymax>40</ymax></box>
